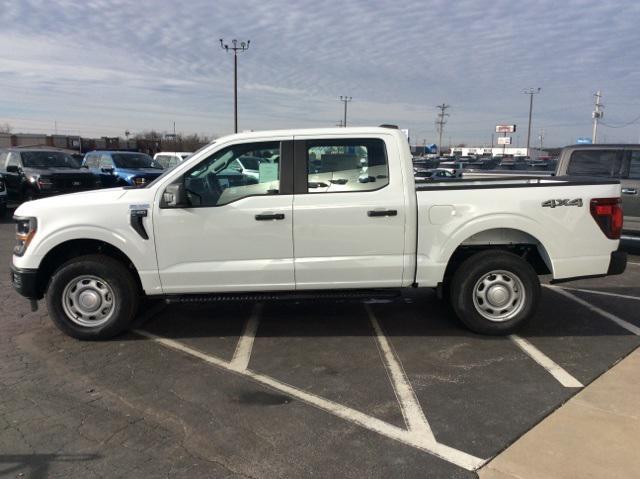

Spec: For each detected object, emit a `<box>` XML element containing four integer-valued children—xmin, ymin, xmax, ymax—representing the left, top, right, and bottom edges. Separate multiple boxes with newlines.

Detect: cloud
<box><xmin>0</xmin><ymin>0</ymin><xmax>639</xmax><ymax>144</ymax></box>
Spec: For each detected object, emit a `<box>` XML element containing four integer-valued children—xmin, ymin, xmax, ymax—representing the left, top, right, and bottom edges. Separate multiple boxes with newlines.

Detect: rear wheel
<box><xmin>46</xmin><ymin>255</ymin><xmax>140</xmax><ymax>340</ymax></box>
<box><xmin>449</xmin><ymin>250</ymin><xmax>540</xmax><ymax>335</ymax></box>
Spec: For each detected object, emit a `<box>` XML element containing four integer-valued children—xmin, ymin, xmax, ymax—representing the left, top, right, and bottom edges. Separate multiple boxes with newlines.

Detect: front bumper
<box><xmin>10</xmin><ymin>265</ymin><xmax>41</xmax><ymax>300</ymax></box>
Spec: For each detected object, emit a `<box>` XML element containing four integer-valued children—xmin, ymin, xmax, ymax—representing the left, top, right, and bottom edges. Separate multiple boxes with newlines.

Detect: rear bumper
<box><xmin>10</xmin><ymin>265</ymin><xmax>40</xmax><ymax>300</ymax></box>
<box><xmin>551</xmin><ymin>250</ymin><xmax>627</xmax><ymax>284</ymax></box>
<box><xmin>607</xmin><ymin>250</ymin><xmax>627</xmax><ymax>276</ymax></box>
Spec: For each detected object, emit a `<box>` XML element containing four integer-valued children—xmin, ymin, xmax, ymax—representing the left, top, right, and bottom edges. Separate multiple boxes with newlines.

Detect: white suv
<box><xmin>153</xmin><ymin>152</ymin><xmax>191</xmax><ymax>169</ymax></box>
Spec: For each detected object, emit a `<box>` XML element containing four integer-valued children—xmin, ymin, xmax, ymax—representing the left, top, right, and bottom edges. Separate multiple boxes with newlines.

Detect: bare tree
<box><xmin>0</xmin><ymin>122</ymin><xmax>12</xmax><ymax>134</ymax></box>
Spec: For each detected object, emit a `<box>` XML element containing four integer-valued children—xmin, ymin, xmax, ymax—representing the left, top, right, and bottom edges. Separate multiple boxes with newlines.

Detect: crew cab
<box><xmin>0</xmin><ymin>148</ymin><xmax>97</xmax><ymax>202</ymax></box>
<box><xmin>554</xmin><ymin>144</ymin><xmax>640</xmax><ymax>235</ymax></box>
<box><xmin>11</xmin><ymin>127</ymin><xmax>626</xmax><ymax>340</ymax></box>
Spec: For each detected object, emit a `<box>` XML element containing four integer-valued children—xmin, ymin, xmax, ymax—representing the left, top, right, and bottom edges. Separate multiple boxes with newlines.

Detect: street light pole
<box><xmin>339</xmin><ymin>96</ymin><xmax>352</xmax><ymax>127</ymax></box>
<box><xmin>220</xmin><ymin>39</ymin><xmax>250</xmax><ymax>133</ymax></box>
<box><xmin>523</xmin><ymin>87</ymin><xmax>541</xmax><ymax>155</ymax></box>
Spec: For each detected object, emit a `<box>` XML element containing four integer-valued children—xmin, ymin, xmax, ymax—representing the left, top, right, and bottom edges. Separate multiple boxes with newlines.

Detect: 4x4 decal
<box><xmin>542</xmin><ymin>198</ymin><xmax>583</xmax><ymax>208</ymax></box>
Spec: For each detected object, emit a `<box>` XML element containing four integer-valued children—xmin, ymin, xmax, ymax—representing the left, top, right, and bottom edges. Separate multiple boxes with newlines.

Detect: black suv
<box><xmin>0</xmin><ymin>148</ymin><xmax>98</xmax><ymax>203</ymax></box>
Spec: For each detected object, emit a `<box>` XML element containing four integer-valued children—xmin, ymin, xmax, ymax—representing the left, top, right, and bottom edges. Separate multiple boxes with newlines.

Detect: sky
<box><xmin>1</xmin><ymin>0</ymin><xmax>640</xmax><ymax>147</ymax></box>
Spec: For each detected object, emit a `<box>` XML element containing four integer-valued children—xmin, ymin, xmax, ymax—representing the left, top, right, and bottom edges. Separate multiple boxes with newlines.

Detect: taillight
<box><xmin>590</xmin><ymin>197</ymin><xmax>623</xmax><ymax>239</ymax></box>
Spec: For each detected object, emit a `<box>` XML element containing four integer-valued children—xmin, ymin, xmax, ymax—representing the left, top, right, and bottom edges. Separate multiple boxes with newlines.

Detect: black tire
<box><xmin>46</xmin><ymin>254</ymin><xmax>140</xmax><ymax>340</ymax></box>
<box><xmin>449</xmin><ymin>250</ymin><xmax>540</xmax><ymax>335</ymax></box>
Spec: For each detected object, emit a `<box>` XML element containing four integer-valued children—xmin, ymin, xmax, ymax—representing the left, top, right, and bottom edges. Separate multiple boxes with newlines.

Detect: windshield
<box><xmin>112</xmin><ymin>153</ymin><xmax>162</xmax><ymax>169</ymax></box>
<box><xmin>21</xmin><ymin>151</ymin><xmax>81</xmax><ymax>168</ymax></box>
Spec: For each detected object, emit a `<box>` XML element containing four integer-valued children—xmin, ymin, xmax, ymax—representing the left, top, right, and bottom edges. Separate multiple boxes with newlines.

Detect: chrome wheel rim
<box><xmin>62</xmin><ymin>275</ymin><xmax>116</xmax><ymax>327</ymax></box>
<box><xmin>472</xmin><ymin>270</ymin><xmax>525</xmax><ymax>322</ymax></box>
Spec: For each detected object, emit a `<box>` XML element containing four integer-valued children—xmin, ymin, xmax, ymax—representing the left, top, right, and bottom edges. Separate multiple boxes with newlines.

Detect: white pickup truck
<box><xmin>11</xmin><ymin>127</ymin><xmax>626</xmax><ymax>339</ymax></box>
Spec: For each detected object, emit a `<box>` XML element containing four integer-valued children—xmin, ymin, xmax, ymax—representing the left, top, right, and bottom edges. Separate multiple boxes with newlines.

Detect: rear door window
<box><xmin>626</xmin><ymin>150</ymin><xmax>640</xmax><ymax>179</ymax></box>
<box><xmin>305</xmin><ymin>138</ymin><xmax>389</xmax><ymax>193</ymax></box>
<box><xmin>566</xmin><ymin>150</ymin><xmax>622</xmax><ymax>178</ymax></box>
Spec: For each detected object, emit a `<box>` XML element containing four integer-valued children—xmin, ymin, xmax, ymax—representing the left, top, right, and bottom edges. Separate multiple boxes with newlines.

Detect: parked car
<box><xmin>11</xmin><ymin>127</ymin><xmax>625</xmax><ymax>340</ymax></box>
<box><xmin>83</xmin><ymin>151</ymin><xmax>164</xmax><ymax>187</ymax></box>
<box><xmin>0</xmin><ymin>148</ymin><xmax>97</xmax><ymax>202</ymax></box>
<box><xmin>153</xmin><ymin>152</ymin><xmax>192</xmax><ymax>169</ymax></box>
<box><xmin>414</xmin><ymin>168</ymin><xmax>458</xmax><ymax>182</ymax></box>
<box><xmin>554</xmin><ymin>144</ymin><xmax>640</xmax><ymax>235</ymax></box>
<box><xmin>226</xmin><ymin>155</ymin><xmax>276</xmax><ymax>180</ymax></box>
<box><xmin>0</xmin><ymin>174</ymin><xmax>7</xmax><ymax>216</ymax></box>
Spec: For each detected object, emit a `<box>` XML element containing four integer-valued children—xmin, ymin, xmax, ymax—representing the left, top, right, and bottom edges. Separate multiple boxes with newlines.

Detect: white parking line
<box><xmin>510</xmin><ymin>335</ymin><xmax>583</xmax><ymax>388</ymax></box>
<box><xmin>365</xmin><ymin>304</ymin><xmax>435</xmax><ymax>440</ymax></box>
<box><xmin>545</xmin><ymin>285</ymin><xmax>640</xmax><ymax>335</ymax></box>
<box><xmin>555</xmin><ymin>286</ymin><xmax>640</xmax><ymax>302</ymax></box>
<box><xmin>133</xmin><ymin>328</ymin><xmax>486</xmax><ymax>471</ymax></box>
<box><xmin>230</xmin><ymin>303</ymin><xmax>262</xmax><ymax>372</ymax></box>
<box><xmin>628</xmin><ymin>262</ymin><xmax>640</xmax><ymax>266</ymax></box>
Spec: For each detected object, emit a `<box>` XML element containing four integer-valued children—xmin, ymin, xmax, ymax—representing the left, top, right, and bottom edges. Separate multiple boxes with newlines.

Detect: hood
<box><xmin>15</xmin><ymin>187</ymin><xmax>129</xmax><ymax>217</ymax></box>
<box><xmin>23</xmin><ymin>167</ymin><xmax>93</xmax><ymax>176</ymax></box>
<box><xmin>115</xmin><ymin>167</ymin><xmax>164</xmax><ymax>177</ymax></box>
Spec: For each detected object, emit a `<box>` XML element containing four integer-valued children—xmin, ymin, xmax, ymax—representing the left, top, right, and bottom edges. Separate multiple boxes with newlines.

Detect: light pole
<box><xmin>339</xmin><ymin>96</ymin><xmax>352</xmax><ymax>127</ymax></box>
<box><xmin>220</xmin><ymin>39</ymin><xmax>250</xmax><ymax>133</ymax></box>
<box><xmin>523</xmin><ymin>87</ymin><xmax>541</xmax><ymax>154</ymax></box>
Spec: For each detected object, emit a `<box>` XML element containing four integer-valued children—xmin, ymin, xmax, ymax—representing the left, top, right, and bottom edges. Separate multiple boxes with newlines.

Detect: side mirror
<box><xmin>6</xmin><ymin>165</ymin><xmax>19</xmax><ymax>173</ymax></box>
<box><xmin>81</xmin><ymin>164</ymin><xmax>89</xmax><ymax>169</ymax></box>
<box><xmin>100</xmin><ymin>167</ymin><xmax>115</xmax><ymax>173</ymax></box>
<box><xmin>161</xmin><ymin>182</ymin><xmax>189</xmax><ymax>208</ymax></box>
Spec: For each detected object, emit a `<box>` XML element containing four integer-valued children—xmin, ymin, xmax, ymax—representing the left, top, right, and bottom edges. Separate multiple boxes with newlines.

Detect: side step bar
<box><xmin>163</xmin><ymin>289</ymin><xmax>401</xmax><ymax>304</ymax></box>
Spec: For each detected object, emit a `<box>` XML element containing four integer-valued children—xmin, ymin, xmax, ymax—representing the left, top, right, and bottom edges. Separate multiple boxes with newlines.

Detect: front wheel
<box><xmin>449</xmin><ymin>250</ymin><xmax>540</xmax><ymax>335</ymax></box>
<box><xmin>46</xmin><ymin>255</ymin><xmax>140</xmax><ymax>340</ymax></box>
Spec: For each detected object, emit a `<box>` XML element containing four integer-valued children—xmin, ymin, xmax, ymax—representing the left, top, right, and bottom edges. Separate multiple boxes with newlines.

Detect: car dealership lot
<box><xmin>1</xmin><ymin>216</ymin><xmax>639</xmax><ymax>478</ymax></box>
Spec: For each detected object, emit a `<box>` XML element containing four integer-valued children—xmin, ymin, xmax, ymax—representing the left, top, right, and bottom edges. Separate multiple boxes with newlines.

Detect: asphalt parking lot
<box><xmin>2</xmin><ymin>215</ymin><xmax>640</xmax><ymax>478</ymax></box>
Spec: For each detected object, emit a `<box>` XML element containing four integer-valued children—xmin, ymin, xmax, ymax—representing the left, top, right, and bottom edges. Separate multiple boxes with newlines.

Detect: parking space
<box><xmin>1</xmin><ymin>219</ymin><xmax>639</xmax><ymax>478</ymax></box>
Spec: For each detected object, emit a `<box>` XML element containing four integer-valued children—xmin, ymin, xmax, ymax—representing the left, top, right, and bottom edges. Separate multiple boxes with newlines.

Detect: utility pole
<box><xmin>220</xmin><ymin>38</ymin><xmax>250</xmax><ymax>133</ymax></box>
<box><xmin>339</xmin><ymin>96</ymin><xmax>352</xmax><ymax>127</ymax></box>
<box><xmin>592</xmin><ymin>90</ymin><xmax>603</xmax><ymax>144</ymax></box>
<box><xmin>538</xmin><ymin>128</ymin><xmax>545</xmax><ymax>150</ymax></box>
<box><xmin>523</xmin><ymin>87</ymin><xmax>542</xmax><ymax>155</ymax></box>
<box><xmin>435</xmin><ymin>103</ymin><xmax>450</xmax><ymax>155</ymax></box>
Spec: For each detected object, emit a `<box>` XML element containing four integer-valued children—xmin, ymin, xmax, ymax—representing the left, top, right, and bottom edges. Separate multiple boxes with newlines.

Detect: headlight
<box><xmin>37</xmin><ymin>177</ymin><xmax>53</xmax><ymax>190</ymax></box>
<box><xmin>14</xmin><ymin>217</ymin><xmax>37</xmax><ymax>256</ymax></box>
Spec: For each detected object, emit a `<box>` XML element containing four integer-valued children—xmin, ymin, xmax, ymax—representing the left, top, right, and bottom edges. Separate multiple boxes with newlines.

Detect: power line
<box><xmin>600</xmin><ymin>113</ymin><xmax>640</xmax><ymax>128</ymax></box>
<box><xmin>592</xmin><ymin>90</ymin><xmax>603</xmax><ymax>143</ymax></box>
<box><xmin>523</xmin><ymin>87</ymin><xmax>542</xmax><ymax>153</ymax></box>
<box><xmin>435</xmin><ymin>103</ymin><xmax>450</xmax><ymax>155</ymax></box>
<box><xmin>220</xmin><ymin>38</ymin><xmax>250</xmax><ymax>133</ymax></box>
<box><xmin>338</xmin><ymin>96</ymin><xmax>352</xmax><ymax>127</ymax></box>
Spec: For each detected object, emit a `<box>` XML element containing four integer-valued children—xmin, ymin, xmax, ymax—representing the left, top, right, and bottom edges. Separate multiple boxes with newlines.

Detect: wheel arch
<box><xmin>35</xmin><ymin>239</ymin><xmax>143</xmax><ymax>299</ymax></box>
<box><xmin>442</xmin><ymin>227</ymin><xmax>553</xmax><ymax>283</ymax></box>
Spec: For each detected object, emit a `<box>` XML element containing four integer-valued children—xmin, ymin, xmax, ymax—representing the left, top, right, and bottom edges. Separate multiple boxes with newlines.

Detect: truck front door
<box><xmin>292</xmin><ymin>136</ymin><xmax>407</xmax><ymax>289</ymax></box>
<box><xmin>153</xmin><ymin>139</ymin><xmax>295</xmax><ymax>293</ymax></box>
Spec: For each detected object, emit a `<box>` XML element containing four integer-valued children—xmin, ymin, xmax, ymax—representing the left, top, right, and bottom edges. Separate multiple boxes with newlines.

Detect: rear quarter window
<box><xmin>566</xmin><ymin>150</ymin><xmax>622</xmax><ymax>178</ymax></box>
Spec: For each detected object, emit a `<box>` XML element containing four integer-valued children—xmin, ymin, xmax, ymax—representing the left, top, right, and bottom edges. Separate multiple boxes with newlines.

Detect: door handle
<box><xmin>622</xmin><ymin>188</ymin><xmax>638</xmax><ymax>195</ymax></box>
<box><xmin>255</xmin><ymin>213</ymin><xmax>285</xmax><ymax>221</ymax></box>
<box><xmin>367</xmin><ymin>209</ymin><xmax>398</xmax><ymax>217</ymax></box>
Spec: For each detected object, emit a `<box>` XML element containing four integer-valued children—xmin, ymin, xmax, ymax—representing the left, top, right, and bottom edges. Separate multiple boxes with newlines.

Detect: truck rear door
<box><xmin>291</xmin><ymin>135</ymin><xmax>407</xmax><ymax>289</ymax></box>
